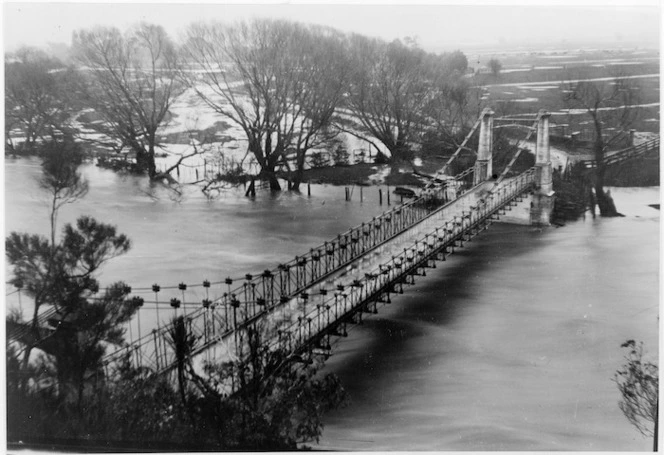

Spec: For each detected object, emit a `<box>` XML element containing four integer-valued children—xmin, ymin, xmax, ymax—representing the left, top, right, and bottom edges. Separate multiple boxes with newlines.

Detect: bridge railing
<box><xmin>256</xmin><ymin>168</ymin><xmax>538</xmax><ymax>385</ymax></box>
<box><xmin>99</xmin><ymin>167</ymin><xmax>537</xmax><ymax>387</ymax></box>
<box><xmin>99</xmin><ymin>167</ymin><xmax>478</xmax><ymax>374</ymax></box>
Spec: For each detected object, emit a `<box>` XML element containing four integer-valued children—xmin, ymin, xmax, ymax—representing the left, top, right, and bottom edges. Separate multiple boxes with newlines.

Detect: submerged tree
<box><xmin>615</xmin><ymin>339</ymin><xmax>658</xmax><ymax>450</ymax></box>
<box><xmin>341</xmin><ymin>37</ymin><xmax>467</xmax><ymax>163</ymax></box>
<box><xmin>562</xmin><ymin>76</ymin><xmax>642</xmax><ymax>216</ymax></box>
<box><xmin>182</xmin><ymin>19</ymin><xmax>349</xmax><ymax>191</ymax></box>
<box><xmin>73</xmin><ymin>23</ymin><xmax>186</xmax><ymax>179</ymax></box>
<box><xmin>341</xmin><ymin>36</ymin><xmax>431</xmax><ymax>162</ymax></box>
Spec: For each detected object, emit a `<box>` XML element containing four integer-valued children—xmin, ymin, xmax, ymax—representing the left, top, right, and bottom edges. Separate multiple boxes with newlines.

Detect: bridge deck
<box><xmin>257</xmin><ymin>173</ymin><xmax>537</xmax><ymax>369</ymax></box>
<box><xmin>103</xmin><ymin>173</ymin><xmax>472</xmax><ymax>373</ymax></box>
<box><xmin>106</xmin><ymin>167</ymin><xmax>537</xmax><ymax>385</ymax></box>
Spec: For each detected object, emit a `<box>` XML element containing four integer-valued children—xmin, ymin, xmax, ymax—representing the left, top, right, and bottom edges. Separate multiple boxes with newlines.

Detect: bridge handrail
<box><xmin>98</xmin><ymin>167</ymin><xmax>538</xmax><ymax>384</ymax></box>
<box><xmin>98</xmin><ymin>166</ymin><xmax>478</xmax><ymax>370</ymax></box>
<box><xmin>138</xmin><ymin>171</ymin><xmax>495</xmax><ymax>376</ymax></box>
<box><xmin>259</xmin><ymin>168</ymin><xmax>538</xmax><ymax>380</ymax></box>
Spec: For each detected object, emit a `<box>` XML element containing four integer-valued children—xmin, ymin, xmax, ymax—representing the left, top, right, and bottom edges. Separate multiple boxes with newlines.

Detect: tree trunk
<box><xmin>136</xmin><ymin>147</ymin><xmax>157</xmax><ymax>179</ymax></box>
<box><xmin>178</xmin><ymin>365</ymin><xmax>187</xmax><ymax>406</ymax></box>
<box><xmin>249</xmin><ymin>138</ymin><xmax>282</xmax><ymax>192</ymax></box>
<box><xmin>266</xmin><ymin>171</ymin><xmax>281</xmax><ymax>191</ymax></box>
<box><xmin>595</xmin><ymin>186</ymin><xmax>619</xmax><ymax>217</ymax></box>
<box><xmin>290</xmin><ymin>175</ymin><xmax>303</xmax><ymax>191</ymax></box>
<box><xmin>264</xmin><ymin>153</ymin><xmax>282</xmax><ymax>192</ymax></box>
<box><xmin>391</xmin><ymin>137</ymin><xmax>412</xmax><ymax>163</ymax></box>
<box><xmin>291</xmin><ymin>151</ymin><xmax>306</xmax><ymax>191</ymax></box>
<box><xmin>147</xmin><ymin>141</ymin><xmax>157</xmax><ymax>179</ymax></box>
<box><xmin>593</xmin><ymin>135</ymin><xmax>620</xmax><ymax>217</ymax></box>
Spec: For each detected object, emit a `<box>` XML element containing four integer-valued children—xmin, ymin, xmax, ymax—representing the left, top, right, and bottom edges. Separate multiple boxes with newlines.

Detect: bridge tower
<box><xmin>473</xmin><ymin>108</ymin><xmax>494</xmax><ymax>185</ymax></box>
<box><xmin>532</xmin><ymin>109</ymin><xmax>555</xmax><ymax>225</ymax></box>
<box><xmin>494</xmin><ymin>109</ymin><xmax>556</xmax><ymax>226</ymax></box>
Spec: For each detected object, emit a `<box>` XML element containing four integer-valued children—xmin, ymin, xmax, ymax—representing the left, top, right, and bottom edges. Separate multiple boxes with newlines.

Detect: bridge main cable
<box><xmin>101</xmin><ymin>165</ymin><xmax>478</xmax><ymax>374</ymax></box>
<box><xmin>252</xmin><ymin>167</ymin><xmax>540</xmax><ymax>393</ymax></box>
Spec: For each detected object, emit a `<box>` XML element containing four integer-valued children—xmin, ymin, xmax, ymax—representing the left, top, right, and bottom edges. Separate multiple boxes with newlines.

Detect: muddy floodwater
<box><xmin>316</xmin><ymin>187</ymin><xmax>659</xmax><ymax>451</ymax></box>
<box><xmin>4</xmin><ymin>158</ymin><xmax>659</xmax><ymax>451</ymax></box>
<box><xmin>5</xmin><ymin>158</ymin><xmax>389</xmax><ymax>317</ymax></box>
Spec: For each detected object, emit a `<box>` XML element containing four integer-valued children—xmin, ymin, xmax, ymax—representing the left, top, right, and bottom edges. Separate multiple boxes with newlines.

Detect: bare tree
<box><xmin>181</xmin><ymin>19</ymin><xmax>348</xmax><ymax>191</ymax></box>
<box><xmin>340</xmin><ymin>36</ymin><xmax>441</xmax><ymax>162</ymax></box>
<box><xmin>615</xmin><ymin>340</ymin><xmax>658</xmax><ymax>450</ymax></box>
<box><xmin>5</xmin><ymin>48</ymin><xmax>75</xmax><ymax>153</ymax></box>
<box><xmin>283</xmin><ymin>26</ymin><xmax>350</xmax><ymax>190</ymax></box>
<box><xmin>423</xmin><ymin>76</ymin><xmax>482</xmax><ymax>153</ymax></box>
<box><xmin>72</xmin><ymin>23</ymin><xmax>186</xmax><ymax>180</ymax></box>
<box><xmin>562</xmin><ymin>76</ymin><xmax>642</xmax><ymax>216</ymax></box>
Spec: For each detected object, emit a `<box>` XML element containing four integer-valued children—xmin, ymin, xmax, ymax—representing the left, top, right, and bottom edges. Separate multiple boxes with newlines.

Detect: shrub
<box><xmin>374</xmin><ymin>150</ymin><xmax>390</xmax><ymax>164</ymax></box>
<box><xmin>309</xmin><ymin>151</ymin><xmax>329</xmax><ymax>168</ymax></box>
<box><xmin>332</xmin><ymin>145</ymin><xmax>350</xmax><ymax>166</ymax></box>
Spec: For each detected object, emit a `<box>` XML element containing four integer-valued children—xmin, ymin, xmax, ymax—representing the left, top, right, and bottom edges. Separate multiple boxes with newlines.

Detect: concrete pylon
<box><xmin>535</xmin><ymin>109</ymin><xmax>553</xmax><ymax>195</ymax></box>
<box><xmin>531</xmin><ymin>109</ymin><xmax>555</xmax><ymax>225</ymax></box>
<box><xmin>474</xmin><ymin>108</ymin><xmax>494</xmax><ymax>185</ymax></box>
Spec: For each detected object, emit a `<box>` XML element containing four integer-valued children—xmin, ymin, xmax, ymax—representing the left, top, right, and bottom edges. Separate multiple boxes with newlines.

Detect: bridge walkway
<box><xmin>140</xmin><ymin>167</ymin><xmax>538</xmax><ymax>388</ymax></box>
<box><xmin>260</xmin><ymin>170</ymin><xmax>537</xmax><ymax>366</ymax></box>
<box><xmin>99</xmin><ymin>169</ymin><xmax>476</xmax><ymax>374</ymax></box>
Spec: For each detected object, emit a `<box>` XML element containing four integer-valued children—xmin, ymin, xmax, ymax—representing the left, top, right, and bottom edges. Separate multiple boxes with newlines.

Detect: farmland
<box><xmin>473</xmin><ymin>47</ymin><xmax>659</xmax><ymax>133</ymax></box>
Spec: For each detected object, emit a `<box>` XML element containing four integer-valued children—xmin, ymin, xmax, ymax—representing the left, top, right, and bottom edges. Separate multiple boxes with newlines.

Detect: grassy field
<box><xmin>472</xmin><ymin>48</ymin><xmax>659</xmax><ymax>133</ymax></box>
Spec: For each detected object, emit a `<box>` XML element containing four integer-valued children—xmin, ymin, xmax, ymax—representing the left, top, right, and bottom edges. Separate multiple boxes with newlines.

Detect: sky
<box><xmin>2</xmin><ymin>1</ymin><xmax>661</xmax><ymax>54</ymax></box>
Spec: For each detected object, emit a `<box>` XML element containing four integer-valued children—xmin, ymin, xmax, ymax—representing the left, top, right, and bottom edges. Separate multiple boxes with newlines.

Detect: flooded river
<box><xmin>316</xmin><ymin>187</ymin><xmax>659</xmax><ymax>451</ymax></box>
<box><xmin>4</xmin><ymin>158</ymin><xmax>389</xmax><ymax>314</ymax></box>
<box><xmin>4</xmin><ymin>158</ymin><xmax>659</xmax><ymax>451</ymax></box>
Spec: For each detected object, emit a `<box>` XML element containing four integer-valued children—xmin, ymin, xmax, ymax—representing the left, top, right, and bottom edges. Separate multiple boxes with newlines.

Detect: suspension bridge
<box><xmin>13</xmin><ymin>107</ymin><xmax>650</xmax><ymax>394</ymax></box>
